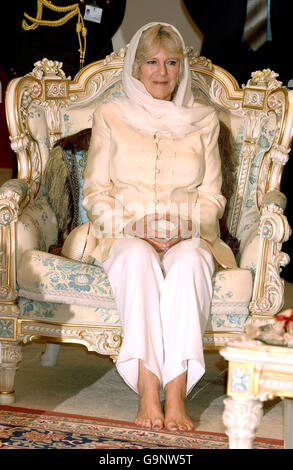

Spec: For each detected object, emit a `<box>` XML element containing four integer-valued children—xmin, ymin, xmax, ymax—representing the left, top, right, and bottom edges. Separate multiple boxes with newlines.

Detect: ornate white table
<box><xmin>220</xmin><ymin>338</ymin><xmax>293</xmax><ymax>449</ymax></box>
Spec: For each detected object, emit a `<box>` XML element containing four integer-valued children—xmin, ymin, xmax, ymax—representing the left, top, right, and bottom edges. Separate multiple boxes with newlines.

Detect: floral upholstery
<box><xmin>18</xmin><ymin>250</ymin><xmax>115</xmax><ymax>309</ymax></box>
<box><xmin>236</xmin><ymin>116</ymin><xmax>276</xmax><ymax>248</ymax></box>
<box><xmin>16</xmin><ymin>191</ymin><xmax>58</xmax><ymax>267</ymax></box>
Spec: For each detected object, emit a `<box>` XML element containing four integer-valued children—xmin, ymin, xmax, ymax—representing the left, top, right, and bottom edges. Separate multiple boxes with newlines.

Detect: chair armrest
<box><xmin>0</xmin><ymin>179</ymin><xmax>58</xmax><ymax>301</ymax></box>
<box><xmin>248</xmin><ymin>190</ymin><xmax>291</xmax><ymax>316</ymax></box>
<box><xmin>16</xmin><ymin>193</ymin><xmax>59</xmax><ymax>265</ymax></box>
<box><xmin>261</xmin><ymin>189</ymin><xmax>287</xmax><ymax>212</ymax></box>
<box><xmin>0</xmin><ymin>179</ymin><xmax>29</xmax><ymax>224</ymax></box>
<box><xmin>0</xmin><ymin>179</ymin><xmax>30</xmax><ymax>301</ymax></box>
<box><xmin>260</xmin><ymin>190</ymin><xmax>291</xmax><ymax>243</ymax></box>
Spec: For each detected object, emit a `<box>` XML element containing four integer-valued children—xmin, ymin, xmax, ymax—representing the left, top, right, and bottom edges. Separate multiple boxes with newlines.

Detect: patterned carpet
<box><xmin>0</xmin><ymin>406</ymin><xmax>283</xmax><ymax>450</ymax></box>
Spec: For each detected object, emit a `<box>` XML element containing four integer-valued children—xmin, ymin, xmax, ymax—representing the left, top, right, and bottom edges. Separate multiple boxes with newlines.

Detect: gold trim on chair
<box><xmin>242</xmin><ymin>87</ymin><xmax>267</xmax><ymax>110</ymax></box>
<box><xmin>0</xmin><ymin>317</ymin><xmax>17</xmax><ymax>341</ymax></box>
<box><xmin>18</xmin><ymin>319</ymin><xmax>122</xmax><ymax>355</ymax></box>
<box><xmin>44</xmin><ymin>79</ymin><xmax>69</xmax><ymax>100</ymax></box>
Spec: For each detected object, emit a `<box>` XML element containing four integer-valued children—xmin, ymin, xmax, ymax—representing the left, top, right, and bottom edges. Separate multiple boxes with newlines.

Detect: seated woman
<box><xmin>83</xmin><ymin>22</ymin><xmax>237</xmax><ymax>431</ymax></box>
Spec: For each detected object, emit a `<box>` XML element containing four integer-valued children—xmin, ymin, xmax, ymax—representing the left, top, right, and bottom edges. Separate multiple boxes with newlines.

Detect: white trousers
<box><xmin>102</xmin><ymin>237</ymin><xmax>215</xmax><ymax>396</ymax></box>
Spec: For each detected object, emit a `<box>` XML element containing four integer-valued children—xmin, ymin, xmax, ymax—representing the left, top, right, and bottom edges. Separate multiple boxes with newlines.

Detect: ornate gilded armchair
<box><xmin>0</xmin><ymin>50</ymin><xmax>292</xmax><ymax>404</ymax></box>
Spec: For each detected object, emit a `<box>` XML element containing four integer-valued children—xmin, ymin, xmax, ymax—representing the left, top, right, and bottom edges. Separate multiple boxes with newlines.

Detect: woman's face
<box><xmin>138</xmin><ymin>47</ymin><xmax>180</xmax><ymax>101</ymax></box>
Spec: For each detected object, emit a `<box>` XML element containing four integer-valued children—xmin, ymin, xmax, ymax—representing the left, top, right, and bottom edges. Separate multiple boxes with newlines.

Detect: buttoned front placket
<box><xmin>153</xmin><ymin>134</ymin><xmax>160</xmax><ymax>206</ymax></box>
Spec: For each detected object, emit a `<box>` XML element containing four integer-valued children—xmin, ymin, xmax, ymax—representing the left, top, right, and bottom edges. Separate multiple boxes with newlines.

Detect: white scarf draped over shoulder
<box><xmin>113</xmin><ymin>21</ymin><xmax>216</xmax><ymax>137</ymax></box>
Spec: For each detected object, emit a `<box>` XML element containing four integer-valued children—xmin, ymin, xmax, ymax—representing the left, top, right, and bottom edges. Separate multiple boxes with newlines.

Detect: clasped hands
<box><xmin>123</xmin><ymin>213</ymin><xmax>193</xmax><ymax>253</ymax></box>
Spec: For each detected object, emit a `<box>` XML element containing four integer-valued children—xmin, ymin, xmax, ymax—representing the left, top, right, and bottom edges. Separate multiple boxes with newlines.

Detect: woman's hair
<box><xmin>132</xmin><ymin>24</ymin><xmax>185</xmax><ymax>81</ymax></box>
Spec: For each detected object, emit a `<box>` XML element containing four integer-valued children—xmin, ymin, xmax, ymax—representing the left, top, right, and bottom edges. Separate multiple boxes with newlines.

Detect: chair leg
<box><xmin>41</xmin><ymin>343</ymin><xmax>60</xmax><ymax>367</ymax></box>
<box><xmin>0</xmin><ymin>341</ymin><xmax>22</xmax><ymax>404</ymax></box>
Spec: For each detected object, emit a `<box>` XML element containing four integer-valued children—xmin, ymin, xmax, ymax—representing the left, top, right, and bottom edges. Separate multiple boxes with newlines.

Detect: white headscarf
<box><xmin>113</xmin><ymin>22</ymin><xmax>215</xmax><ymax>137</ymax></box>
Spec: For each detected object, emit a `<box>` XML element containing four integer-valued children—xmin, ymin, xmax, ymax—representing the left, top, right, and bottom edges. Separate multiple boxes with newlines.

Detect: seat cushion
<box><xmin>17</xmin><ymin>250</ymin><xmax>253</xmax><ymax>331</ymax></box>
<box><xmin>17</xmin><ymin>250</ymin><xmax>116</xmax><ymax>309</ymax></box>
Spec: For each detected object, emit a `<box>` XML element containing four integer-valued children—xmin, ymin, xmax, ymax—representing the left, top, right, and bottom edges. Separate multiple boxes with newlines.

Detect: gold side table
<box><xmin>220</xmin><ymin>339</ymin><xmax>293</xmax><ymax>449</ymax></box>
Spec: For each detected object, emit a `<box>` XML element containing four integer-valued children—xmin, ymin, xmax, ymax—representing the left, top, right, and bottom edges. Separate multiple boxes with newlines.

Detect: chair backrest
<box><xmin>6</xmin><ymin>51</ymin><xmax>293</xmax><ymax>315</ymax></box>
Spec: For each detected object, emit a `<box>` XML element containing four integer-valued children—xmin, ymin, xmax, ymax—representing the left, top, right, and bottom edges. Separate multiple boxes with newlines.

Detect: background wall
<box><xmin>112</xmin><ymin>0</ymin><xmax>202</xmax><ymax>52</ymax></box>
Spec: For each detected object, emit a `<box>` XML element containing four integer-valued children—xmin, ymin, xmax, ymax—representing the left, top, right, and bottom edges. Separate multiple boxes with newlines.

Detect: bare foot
<box><xmin>164</xmin><ymin>372</ymin><xmax>194</xmax><ymax>431</ymax></box>
<box><xmin>135</xmin><ymin>360</ymin><xmax>164</xmax><ymax>430</ymax></box>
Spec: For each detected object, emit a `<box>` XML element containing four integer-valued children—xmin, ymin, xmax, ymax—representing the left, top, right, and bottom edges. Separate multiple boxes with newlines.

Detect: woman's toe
<box><xmin>153</xmin><ymin>418</ymin><xmax>164</xmax><ymax>429</ymax></box>
<box><xmin>142</xmin><ymin>418</ymin><xmax>152</xmax><ymax>428</ymax></box>
<box><xmin>165</xmin><ymin>420</ymin><xmax>178</xmax><ymax>431</ymax></box>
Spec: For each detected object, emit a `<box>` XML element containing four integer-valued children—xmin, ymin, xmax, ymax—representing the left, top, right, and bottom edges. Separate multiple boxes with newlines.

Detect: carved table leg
<box><xmin>0</xmin><ymin>341</ymin><xmax>22</xmax><ymax>404</ymax></box>
<box><xmin>284</xmin><ymin>398</ymin><xmax>293</xmax><ymax>449</ymax></box>
<box><xmin>223</xmin><ymin>396</ymin><xmax>263</xmax><ymax>449</ymax></box>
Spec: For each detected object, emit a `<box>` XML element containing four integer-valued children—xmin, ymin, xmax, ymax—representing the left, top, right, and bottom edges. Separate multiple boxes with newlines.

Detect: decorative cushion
<box><xmin>42</xmin><ymin>145</ymin><xmax>73</xmax><ymax>244</ymax></box>
<box><xmin>17</xmin><ymin>250</ymin><xmax>116</xmax><ymax>309</ymax></box>
<box><xmin>55</xmin><ymin>128</ymin><xmax>91</xmax><ymax>228</ymax></box>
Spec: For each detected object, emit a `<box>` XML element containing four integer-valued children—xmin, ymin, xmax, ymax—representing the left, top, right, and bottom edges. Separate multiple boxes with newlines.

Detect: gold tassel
<box><xmin>22</xmin><ymin>0</ymin><xmax>87</xmax><ymax>70</ymax></box>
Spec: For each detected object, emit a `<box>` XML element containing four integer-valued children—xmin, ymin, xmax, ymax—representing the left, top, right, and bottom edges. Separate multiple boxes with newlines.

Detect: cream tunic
<box><xmin>83</xmin><ymin>100</ymin><xmax>237</xmax><ymax>268</ymax></box>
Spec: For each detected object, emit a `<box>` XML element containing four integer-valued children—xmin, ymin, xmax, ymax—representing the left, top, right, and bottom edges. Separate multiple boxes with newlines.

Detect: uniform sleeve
<box><xmin>82</xmin><ymin>106</ymin><xmax>133</xmax><ymax>258</ymax></box>
<box><xmin>197</xmin><ymin>114</ymin><xmax>226</xmax><ymax>243</ymax></box>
